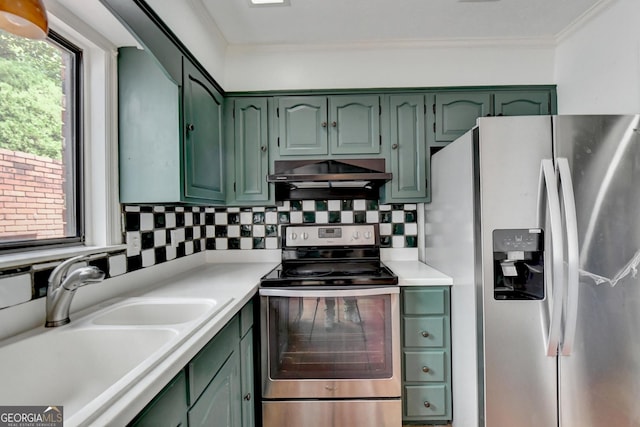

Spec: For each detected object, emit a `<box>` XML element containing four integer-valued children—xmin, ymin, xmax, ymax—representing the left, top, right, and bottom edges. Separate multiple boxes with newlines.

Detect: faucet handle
<box><xmin>48</xmin><ymin>255</ymin><xmax>91</xmax><ymax>289</ymax></box>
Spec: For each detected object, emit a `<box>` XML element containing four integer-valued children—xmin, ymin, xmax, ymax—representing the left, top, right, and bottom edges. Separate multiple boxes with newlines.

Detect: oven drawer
<box><xmin>404</xmin><ymin>350</ymin><xmax>446</xmax><ymax>382</ymax></box>
<box><xmin>404</xmin><ymin>384</ymin><xmax>449</xmax><ymax>417</ymax></box>
<box><xmin>403</xmin><ymin>317</ymin><xmax>445</xmax><ymax>347</ymax></box>
<box><xmin>263</xmin><ymin>399</ymin><xmax>402</xmax><ymax>427</ymax></box>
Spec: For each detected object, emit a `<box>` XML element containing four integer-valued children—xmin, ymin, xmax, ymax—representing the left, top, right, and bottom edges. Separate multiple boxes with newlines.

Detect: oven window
<box><xmin>267</xmin><ymin>294</ymin><xmax>393</xmax><ymax>379</ymax></box>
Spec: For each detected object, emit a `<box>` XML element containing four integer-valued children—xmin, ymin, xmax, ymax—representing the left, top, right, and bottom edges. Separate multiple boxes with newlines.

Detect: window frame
<box><xmin>0</xmin><ymin>30</ymin><xmax>85</xmax><ymax>253</ymax></box>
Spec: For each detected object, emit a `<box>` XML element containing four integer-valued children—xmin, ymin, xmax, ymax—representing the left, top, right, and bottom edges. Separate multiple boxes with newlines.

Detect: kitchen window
<box><xmin>0</xmin><ymin>30</ymin><xmax>83</xmax><ymax>252</ymax></box>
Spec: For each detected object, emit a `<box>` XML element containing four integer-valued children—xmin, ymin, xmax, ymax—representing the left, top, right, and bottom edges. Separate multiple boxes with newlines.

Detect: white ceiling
<box><xmin>200</xmin><ymin>0</ymin><xmax>606</xmax><ymax>46</ymax></box>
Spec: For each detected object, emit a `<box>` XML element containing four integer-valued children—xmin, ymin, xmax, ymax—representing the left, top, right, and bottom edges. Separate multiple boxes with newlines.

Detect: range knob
<box><xmin>364</xmin><ymin>231</ymin><xmax>372</xmax><ymax>240</ymax></box>
<box><xmin>301</xmin><ymin>232</ymin><xmax>309</xmax><ymax>240</ymax></box>
<box><xmin>289</xmin><ymin>232</ymin><xmax>298</xmax><ymax>241</ymax></box>
<box><xmin>352</xmin><ymin>232</ymin><xmax>360</xmax><ymax>240</ymax></box>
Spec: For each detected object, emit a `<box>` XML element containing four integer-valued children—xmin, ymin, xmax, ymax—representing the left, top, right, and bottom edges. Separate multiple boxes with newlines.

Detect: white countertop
<box><xmin>0</xmin><ymin>255</ymin><xmax>450</xmax><ymax>426</ymax></box>
<box><xmin>384</xmin><ymin>260</ymin><xmax>453</xmax><ymax>286</ymax></box>
<box><xmin>88</xmin><ymin>261</ymin><xmax>278</xmax><ymax>427</ymax></box>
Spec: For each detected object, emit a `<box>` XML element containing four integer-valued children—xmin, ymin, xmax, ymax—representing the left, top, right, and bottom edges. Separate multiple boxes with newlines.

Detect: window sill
<box><xmin>0</xmin><ymin>245</ymin><xmax>126</xmax><ymax>270</ymax></box>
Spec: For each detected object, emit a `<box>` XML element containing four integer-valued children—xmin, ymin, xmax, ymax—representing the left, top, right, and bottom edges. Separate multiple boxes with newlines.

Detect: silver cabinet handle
<box><xmin>321</xmin><ymin>121</ymin><xmax>327</xmax><ymax>127</ymax></box>
<box><xmin>187</xmin><ymin>123</ymin><xmax>195</xmax><ymax>132</ymax></box>
<box><xmin>244</xmin><ymin>393</ymin><xmax>251</xmax><ymax>401</ymax></box>
<box><xmin>421</xmin><ymin>331</ymin><xmax>429</xmax><ymax>338</ymax></box>
<box><xmin>422</xmin><ymin>366</ymin><xmax>430</xmax><ymax>373</ymax></box>
<box><xmin>331</xmin><ymin>121</ymin><xmax>337</xmax><ymax>127</ymax></box>
<box><xmin>424</xmin><ymin>401</ymin><xmax>431</xmax><ymax>408</ymax></box>
<box><xmin>392</xmin><ymin>143</ymin><xmax>399</xmax><ymax>149</ymax></box>
<box><xmin>260</xmin><ymin>145</ymin><xmax>267</xmax><ymax>152</ymax></box>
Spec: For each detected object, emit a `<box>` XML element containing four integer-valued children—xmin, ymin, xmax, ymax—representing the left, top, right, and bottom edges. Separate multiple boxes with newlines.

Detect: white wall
<box><xmin>224</xmin><ymin>41</ymin><xmax>555</xmax><ymax>91</ymax></box>
<box><xmin>555</xmin><ymin>0</ymin><xmax>640</xmax><ymax>113</ymax></box>
<box><xmin>145</xmin><ymin>0</ymin><xmax>228</xmax><ymax>83</ymax></box>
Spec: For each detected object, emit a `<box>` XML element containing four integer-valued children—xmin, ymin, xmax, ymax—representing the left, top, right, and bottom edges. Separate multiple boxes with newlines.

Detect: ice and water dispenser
<box><xmin>493</xmin><ymin>229</ymin><xmax>545</xmax><ymax>300</ymax></box>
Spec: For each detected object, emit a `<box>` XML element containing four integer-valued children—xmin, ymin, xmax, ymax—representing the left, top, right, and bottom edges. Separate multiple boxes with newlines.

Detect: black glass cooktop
<box><xmin>260</xmin><ymin>261</ymin><xmax>398</xmax><ymax>287</ymax></box>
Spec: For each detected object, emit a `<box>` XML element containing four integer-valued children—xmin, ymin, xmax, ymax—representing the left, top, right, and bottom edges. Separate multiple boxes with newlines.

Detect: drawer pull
<box><xmin>424</xmin><ymin>401</ymin><xmax>431</xmax><ymax>408</ymax></box>
<box><xmin>421</xmin><ymin>331</ymin><xmax>430</xmax><ymax>338</ymax></box>
<box><xmin>422</xmin><ymin>366</ymin><xmax>430</xmax><ymax>373</ymax></box>
<box><xmin>244</xmin><ymin>393</ymin><xmax>251</xmax><ymax>401</ymax></box>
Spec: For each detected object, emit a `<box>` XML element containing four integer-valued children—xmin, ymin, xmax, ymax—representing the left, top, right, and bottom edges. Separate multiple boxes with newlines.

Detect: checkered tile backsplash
<box><xmin>0</xmin><ymin>200</ymin><xmax>418</xmax><ymax>306</ymax></box>
<box><xmin>123</xmin><ymin>200</ymin><xmax>418</xmax><ymax>267</ymax></box>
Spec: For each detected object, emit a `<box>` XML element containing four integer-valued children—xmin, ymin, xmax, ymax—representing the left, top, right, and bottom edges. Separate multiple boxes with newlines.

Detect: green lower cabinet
<box><xmin>401</xmin><ymin>287</ymin><xmax>452</xmax><ymax>424</ymax></box>
<box><xmin>128</xmin><ymin>302</ymin><xmax>255</xmax><ymax>427</ymax></box>
<box><xmin>405</xmin><ymin>384</ymin><xmax>450</xmax><ymax>418</ymax></box>
<box><xmin>188</xmin><ymin>351</ymin><xmax>241</xmax><ymax>427</ymax></box>
<box><xmin>128</xmin><ymin>371</ymin><xmax>188</xmax><ymax>427</ymax></box>
<box><xmin>240</xmin><ymin>330</ymin><xmax>255</xmax><ymax>427</ymax></box>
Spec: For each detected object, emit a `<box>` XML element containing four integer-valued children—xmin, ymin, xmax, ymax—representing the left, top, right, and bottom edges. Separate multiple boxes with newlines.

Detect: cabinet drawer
<box><xmin>404</xmin><ymin>350</ymin><xmax>445</xmax><ymax>382</ymax></box>
<box><xmin>188</xmin><ymin>316</ymin><xmax>239</xmax><ymax>404</ymax></box>
<box><xmin>403</xmin><ymin>288</ymin><xmax>446</xmax><ymax>315</ymax></box>
<box><xmin>403</xmin><ymin>317</ymin><xmax>445</xmax><ymax>347</ymax></box>
<box><xmin>405</xmin><ymin>384</ymin><xmax>448</xmax><ymax>417</ymax></box>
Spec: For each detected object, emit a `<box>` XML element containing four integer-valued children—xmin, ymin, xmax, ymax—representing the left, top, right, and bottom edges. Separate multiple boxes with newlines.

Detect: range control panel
<box><xmin>284</xmin><ymin>224</ymin><xmax>377</xmax><ymax>247</ymax></box>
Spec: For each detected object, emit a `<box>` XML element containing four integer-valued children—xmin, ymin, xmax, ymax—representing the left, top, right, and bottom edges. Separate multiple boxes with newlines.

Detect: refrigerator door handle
<box><xmin>557</xmin><ymin>157</ymin><xmax>580</xmax><ymax>356</ymax></box>
<box><xmin>538</xmin><ymin>159</ymin><xmax>564</xmax><ymax>356</ymax></box>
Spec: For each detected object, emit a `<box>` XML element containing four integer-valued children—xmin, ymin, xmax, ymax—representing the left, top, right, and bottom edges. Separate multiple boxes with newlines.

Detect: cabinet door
<box><xmin>329</xmin><ymin>95</ymin><xmax>380</xmax><ymax>154</ymax></box>
<box><xmin>233</xmin><ymin>98</ymin><xmax>269</xmax><ymax>203</ymax></box>
<box><xmin>433</xmin><ymin>92</ymin><xmax>491</xmax><ymax>144</ymax></box>
<box><xmin>494</xmin><ymin>91</ymin><xmax>551</xmax><ymax>116</ymax></box>
<box><xmin>387</xmin><ymin>95</ymin><xmax>427</xmax><ymax>200</ymax></box>
<box><xmin>277</xmin><ymin>96</ymin><xmax>328</xmax><ymax>156</ymax></box>
<box><xmin>118</xmin><ymin>47</ymin><xmax>181</xmax><ymax>203</ymax></box>
<box><xmin>129</xmin><ymin>370</ymin><xmax>188</xmax><ymax>427</ymax></box>
<box><xmin>183</xmin><ymin>59</ymin><xmax>225</xmax><ymax>202</ymax></box>
<box><xmin>240</xmin><ymin>329</ymin><xmax>255</xmax><ymax>427</ymax></box>
<box><xmin>188</xmin><ymin>351</ymin><xmax>242</xmax><ymax>427</ymax></box>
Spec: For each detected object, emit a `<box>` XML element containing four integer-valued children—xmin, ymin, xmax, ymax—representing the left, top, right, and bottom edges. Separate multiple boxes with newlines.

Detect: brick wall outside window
<box><xmin>0</xmin><ymin>148</ymin><xmax>66</xmax><ymax>241</ymax></box>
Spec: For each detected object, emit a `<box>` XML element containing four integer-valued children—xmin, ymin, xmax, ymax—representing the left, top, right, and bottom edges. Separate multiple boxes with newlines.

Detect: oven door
<box><xmin>259</xmin><ymin>286</ymin><xmax>400</xmax><ymax>399</ymax></box>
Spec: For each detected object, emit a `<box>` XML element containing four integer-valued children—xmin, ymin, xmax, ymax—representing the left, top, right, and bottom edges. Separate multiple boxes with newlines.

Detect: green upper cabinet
<box><xmin>329</xmin><ymin>95</ymin><xmax>381</xmax><ymax>155</ymax></box>
<box><xmin>433</xmin><ymin>92</ymin><xmax>492</xmax><ymax>145</ymax></box>
<box><xmin>118</xmin><ymin>47</ymin><xmax>182</xmax><ymax>204</ymax></box>
<box><xmin>183</xmin><ymin>60</ymin><xmax>225</xmax><ymax>203</ymax></box>
<box><xmin>381</xmin><ymin>94</ymin><xmax>427</xmax><ymax>202</ymax></box>
<box><xmin>494</xmin><ymin>90</ymin><xmax>551</xmax><ymax>116</ymax></box>
<box><xmin>105</xmin><ymin>0</ymin><xmax>226</xmax><ymax>205</ymax></box>
<box><xmin>276</xmin><ymin>95</ymin><xmax>381</xmax><ymax>157</ymax></box>
<box><xmin>431</xmin><ymin>89</ymin><xmax>555</xmax><ymax>147</ymax></box>
<box><xmin>277</xmin><ymin>96</ymin><xmax>328</xmax><ymax>156</ymax></box>
<box><xmin>228</xmin><ymin>98</ymin><xmax>270</xmax><ymax>204</ymax></box>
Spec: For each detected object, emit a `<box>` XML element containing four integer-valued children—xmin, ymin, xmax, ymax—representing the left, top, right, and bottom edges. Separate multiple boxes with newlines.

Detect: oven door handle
<box><xmin>259</xmin><ymin>287</ymin><xmax>400</xmax><ymax>298</ymax></box>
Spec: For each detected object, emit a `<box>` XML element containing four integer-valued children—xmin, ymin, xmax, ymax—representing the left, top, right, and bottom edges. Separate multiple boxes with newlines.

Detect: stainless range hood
<box><xmin>267</xmin><ymin>159</ymin><xmax>392</xmax><ymax>200</ymax></box>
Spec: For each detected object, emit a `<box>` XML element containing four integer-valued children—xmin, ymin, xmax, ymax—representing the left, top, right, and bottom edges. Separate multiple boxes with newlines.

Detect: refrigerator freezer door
<box><xmin>554</xmin><ymin>115</ymin><xmax>640</xmax><ymax>426</ymax></box>
<box><xmin>477</xmin><ymin>116</ymin><xmax>557</xmax><ymax>427</ymax></box>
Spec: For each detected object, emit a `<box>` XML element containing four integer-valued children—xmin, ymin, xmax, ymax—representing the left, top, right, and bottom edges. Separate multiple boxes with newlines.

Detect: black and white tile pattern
<box><xmin>0</xmin><ymin>200</ymin><xmax>418</xmax><ymax>307</ymax></box>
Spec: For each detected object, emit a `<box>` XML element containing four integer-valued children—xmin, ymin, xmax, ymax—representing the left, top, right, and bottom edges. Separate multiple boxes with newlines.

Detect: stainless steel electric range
<box><xmin>259</xmin><ymin>224</ymin><xmax>401</xmax><ymax>427</ymax></box>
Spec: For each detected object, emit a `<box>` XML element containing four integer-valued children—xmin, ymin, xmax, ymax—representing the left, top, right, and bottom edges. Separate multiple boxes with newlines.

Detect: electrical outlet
<box><xmin>126</xmin><ymin>232</ymin><xmax>141</xmax><ymax>256</ymax></box>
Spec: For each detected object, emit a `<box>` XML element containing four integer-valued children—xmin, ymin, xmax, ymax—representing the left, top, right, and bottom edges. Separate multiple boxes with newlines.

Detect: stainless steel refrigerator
<box><xmin>422</xmin><ymin>115</ymin><xmax>640</xmax><ymax>427</ymax></box>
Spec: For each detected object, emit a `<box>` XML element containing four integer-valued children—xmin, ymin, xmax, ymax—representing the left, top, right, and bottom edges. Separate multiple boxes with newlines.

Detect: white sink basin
<box><xmin>92</xmin><ymin>299</ymin><xmax>221</xmax><ymax>326</ymax></box>
<box><xmin>0</xmin><ymin>328</ymin><xmax>177</xmax><ymax>418</ymax></box>
<box><xmin>0</xmin><ymin>296</ymin><xmax>233</xmax><ymax>426</ymax></box>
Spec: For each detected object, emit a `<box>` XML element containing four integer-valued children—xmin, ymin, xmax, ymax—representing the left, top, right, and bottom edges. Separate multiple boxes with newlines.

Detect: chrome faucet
<box><xmin>45</xmin><ymin>255</ymin><xmax>105</xmax><ymax>327</ymax></box>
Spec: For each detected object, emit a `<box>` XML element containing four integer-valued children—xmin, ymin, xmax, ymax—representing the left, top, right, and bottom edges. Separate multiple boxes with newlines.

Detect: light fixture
<box><xmin>249</xmin><ymin>0</ymin><xmax>290</xmax><ymax>6</ymax></box>
<box><xmin>0</xmin><ymin>0</ymin><xmax>49</xmax><ymax>40</ymax></box>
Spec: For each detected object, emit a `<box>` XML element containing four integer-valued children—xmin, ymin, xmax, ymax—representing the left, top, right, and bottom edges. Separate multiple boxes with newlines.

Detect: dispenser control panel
<box><xmin>493</xmin><ymin>228</ymin><xmax>544</xmax><ymax>301</ymax></box>
<box><xmin>493</xmin><ymin>228</ymin><xmax>543</xmax><ymax>252</ymax></box>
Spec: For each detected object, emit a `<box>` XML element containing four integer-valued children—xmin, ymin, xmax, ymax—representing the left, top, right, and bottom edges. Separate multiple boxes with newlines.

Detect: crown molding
<box><xmin>555</xmin><ymin>0</ymin><xmax>615</xmax><ymax>43</ymax></box>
